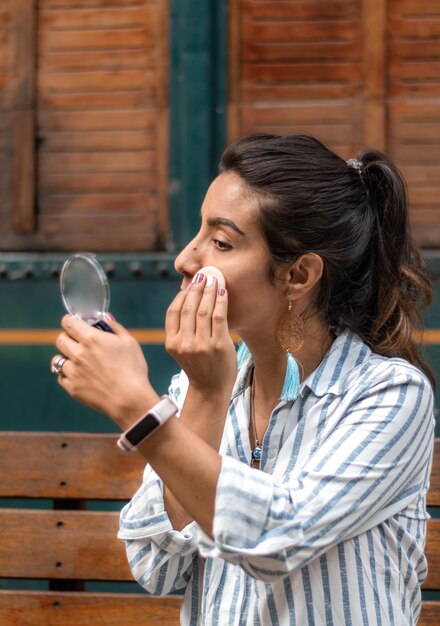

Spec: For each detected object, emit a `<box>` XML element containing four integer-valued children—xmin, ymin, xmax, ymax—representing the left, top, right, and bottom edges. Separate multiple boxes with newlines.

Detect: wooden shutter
<box><xmin>229</xmin><ymin>0</ymin><xmax>440</xmax><ymax>247</ymax></box>
<box><xmin>389</xmin><ymin>0</ymin><xmax>440</xmax><ymax>246</ymax></box>
<box><xmin>0</xmin><ymin>0</ymin><xmax>13</xmax><ymax>231</ymax></box>
<box><xmin>0</xmin><ymin>0</ymin><xmax>36</xmax><ymax>238</ymax></box>
<box><xmin>0</xmin><ymin>0</ymin><xmax>169</xmax><ymax>252</ymax></box>
<box><xmin>229</xmin><ymin>1</ymin><xmax>365</xmax><ymax>156</ymax></box>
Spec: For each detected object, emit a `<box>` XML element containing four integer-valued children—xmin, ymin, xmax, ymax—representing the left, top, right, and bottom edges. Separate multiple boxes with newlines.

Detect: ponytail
<box><xmin>359</xmin><ymin>150</ymin><xmax>435</xmax><ymax>388</ymax></box>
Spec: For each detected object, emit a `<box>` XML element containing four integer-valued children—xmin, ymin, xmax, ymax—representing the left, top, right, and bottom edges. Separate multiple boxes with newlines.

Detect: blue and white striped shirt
<box><xmin>119</xmin><ymin>330</ymin><xmax>434</xmax><ymax>625</ymax></box>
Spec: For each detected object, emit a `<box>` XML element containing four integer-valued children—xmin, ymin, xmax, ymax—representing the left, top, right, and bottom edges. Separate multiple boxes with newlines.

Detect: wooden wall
<box><xmin>228</xmin><ymin>0</ymin><xmax>440</xmax><ymax>247</ymax></box>
<box><xmin>1</xmin><ymin>0</ymin><xmax>439</xmax><ymax>251</ymax></box>
<box><xmin>389</xmin><ymin>0</ymin><xmax>440</xmax><ymax>246</ymax></box>
<box><xmin>0</xmin><ymin>0</ymin><xmax>169</xmax><ymax>251</ymax></box>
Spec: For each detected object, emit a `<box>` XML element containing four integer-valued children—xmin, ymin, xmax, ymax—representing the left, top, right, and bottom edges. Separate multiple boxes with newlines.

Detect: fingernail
<box><xmin>105</xmin><ymin>312</ymin><xmax>116</xmax><ymax>321</ymax></box>
<box><xmin>217</xmin><ymin>288</ymin><xmax>226</xmax><ymax>296</ymax></box>
<box><xmin>192</xmin><ymin>272</ymin><xmax>205</xmax><ymax>284</ymax></box>
<box><xmin>206</xmin><ymin>275</ymin><xmax>215</xmax><ymax>287</ymax></box>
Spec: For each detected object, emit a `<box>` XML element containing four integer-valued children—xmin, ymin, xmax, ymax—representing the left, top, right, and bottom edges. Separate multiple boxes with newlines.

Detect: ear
<box><xmin>287</xmin><ymin>253</ymin><xmax>324</xmax><ymax>300</ymax></box>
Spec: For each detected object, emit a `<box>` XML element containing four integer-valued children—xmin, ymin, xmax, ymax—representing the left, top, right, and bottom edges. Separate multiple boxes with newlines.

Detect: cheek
<box><xmin>223</xmin><ymin>267</ymin><xmax>272</xmax><ymax>327</ymax></box>
<box><xmin>222</xmin><ymin>258</ymin><xmax>266</xmax><ymax>292</ymax></box>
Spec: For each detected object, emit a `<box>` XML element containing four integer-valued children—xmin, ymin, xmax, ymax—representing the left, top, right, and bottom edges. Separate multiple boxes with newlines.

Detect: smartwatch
<box><xmin>117</xmin><ymin>395</ymin><xmax>179</xmax><ymax>452</ymax></box>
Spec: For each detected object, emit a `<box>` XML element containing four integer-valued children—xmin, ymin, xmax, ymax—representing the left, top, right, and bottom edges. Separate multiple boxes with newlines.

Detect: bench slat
<box><xmin>0</xmin><ymin>591</ymin><xmax>181</xmax><ymax>626</ymax></box>
<box><xmin>0</xmin><ymin>509</ymin><xmax>132</xmax><ymax>580</ymax></box>
<box><xmin>419</xmin><ymin>601</ymin><xmax>440</xmax><ymax>626</ymax></box>
<box><xmin>0</xmin><ymin>590</ymin><xmax>437</xmax><ymax>626</ymax></box>
<box><xmin>0</xmin><ymin>432</ymin><xmax>145</xmax><ymax>500</ymax></box>
<box><xmin>427</xmin><ymin>439</ymin><xmax>440</xmax><ymax>506</ymax></box>
<box><xmin>424</xmin><ymin>518</ymin><xmax>440</xmax><ymax>589</ymax></box>
<box><xmin>3</xmin><ymin>509</ymin><xmax>439</xmax><ymax>586</ymax></box>
<box><xmin>2</xmin><ymin>432</ymin><xmax>438</xmax><ymax>504</ymax></box>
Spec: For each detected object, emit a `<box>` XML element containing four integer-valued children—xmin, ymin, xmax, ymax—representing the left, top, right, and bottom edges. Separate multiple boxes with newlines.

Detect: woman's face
<box><xmin>174</xmin><ymin>172</ymin><xmax>286</xmax><ymax>334</ymax></box>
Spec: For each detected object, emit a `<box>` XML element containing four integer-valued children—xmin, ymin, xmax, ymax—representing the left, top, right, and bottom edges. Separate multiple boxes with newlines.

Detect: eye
<box><xmin>212</xmin><ymin>238</ymin><xmax>232</xmax><ymax>251</ymax></box>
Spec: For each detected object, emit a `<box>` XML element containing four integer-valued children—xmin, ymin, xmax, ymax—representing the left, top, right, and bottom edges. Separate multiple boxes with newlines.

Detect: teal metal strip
<box><xmin>169</xmin><ymin>0</ymin><xmax>227</xmax><ymax>249</ymax></box>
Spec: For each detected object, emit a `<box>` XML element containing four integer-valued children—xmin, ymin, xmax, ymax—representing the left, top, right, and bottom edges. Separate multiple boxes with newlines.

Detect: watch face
<box><xmin>125</xmin><ymin>413</ymin><xmax>159</xmax><ymax>446</ymax></box>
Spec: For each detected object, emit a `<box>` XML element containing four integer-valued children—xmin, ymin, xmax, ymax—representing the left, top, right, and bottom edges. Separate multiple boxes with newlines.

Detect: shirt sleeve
<box><xmin>118</xmin><ymin>463</ymin><xmax>199</xmax><ymax>594</ymax></box>
<box><xmin>197</xmin><ymin>365</ymin><xmax>435</xmax><ymax>582</ymax></box>
<box><xmin>118</xmin><ymin>371</ymin><xmax>197</xmax><ymax>595</ymax></box>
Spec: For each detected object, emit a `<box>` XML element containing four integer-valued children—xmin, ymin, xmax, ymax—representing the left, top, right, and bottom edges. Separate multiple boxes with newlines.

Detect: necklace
<box><xmin>249</xmin><ymin>367</ymin><xmax>262</xmax><ymax>466</ymax></box>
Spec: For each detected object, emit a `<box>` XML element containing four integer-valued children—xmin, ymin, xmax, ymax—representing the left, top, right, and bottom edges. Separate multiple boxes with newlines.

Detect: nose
<box><xmin>174</xmin><ymin>238</ymin><xmax>201</xmax><ymax>279</ymax></box>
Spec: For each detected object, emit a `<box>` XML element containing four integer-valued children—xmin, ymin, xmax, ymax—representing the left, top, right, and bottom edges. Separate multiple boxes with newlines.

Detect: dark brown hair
<box><xmin>220</xmin><ymin>134</ymin><xmax>435</xmax><ymax>388</ymax></box>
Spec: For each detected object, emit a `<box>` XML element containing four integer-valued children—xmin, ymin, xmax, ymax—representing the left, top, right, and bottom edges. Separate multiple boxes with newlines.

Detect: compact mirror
<box><xmin>60</xmin><ymin>253</ymin><xmax>110</xmax><ymax>326</ymax></box>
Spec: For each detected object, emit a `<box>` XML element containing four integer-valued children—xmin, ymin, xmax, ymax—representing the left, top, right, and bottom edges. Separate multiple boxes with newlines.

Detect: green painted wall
<box><xmin>0</xmin><ymin>253</ymin><xmax>439</xmax><ymax>434</ymax></box>
<box><xmin>169</xmin><ymin>0</ymin><xmax>227</xmax><ymax>248</ymax></box>
<box><xmin>0</xmin><ymin>255</ymin><xmax>180</xmax><ymax>432</ymax></box>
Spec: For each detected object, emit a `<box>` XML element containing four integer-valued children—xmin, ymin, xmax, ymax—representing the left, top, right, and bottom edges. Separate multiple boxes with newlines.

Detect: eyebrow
<box><xmin>206</xmin><ymin>217</ymin><xmax>246</xmax><ymax>236</ymax></box>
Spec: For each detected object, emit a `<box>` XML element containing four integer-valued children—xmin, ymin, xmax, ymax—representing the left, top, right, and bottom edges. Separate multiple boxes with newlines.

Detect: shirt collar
<box><xmin>231</xmin><ymin>351</ymin><xmax>254</xmax><ymax>399</ymax></box>
<box><xmin>300</xmin><ymin>329</ymin><xmax>371</xmax><ymax>397</ymax></box>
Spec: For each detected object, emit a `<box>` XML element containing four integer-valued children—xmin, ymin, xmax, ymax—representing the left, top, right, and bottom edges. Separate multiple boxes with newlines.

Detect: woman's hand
<box><xmin>165</xmin><ymin>274</ymin><xmax>237</xmax><ymax>399</ymax></box>
<box><xmin>53</xmin><ymin>316</ymin><xmax>159</xmax><ymax>428</ymax></box>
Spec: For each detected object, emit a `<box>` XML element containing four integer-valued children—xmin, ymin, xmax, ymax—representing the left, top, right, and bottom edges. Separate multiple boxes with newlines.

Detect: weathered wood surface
<box><xmin>419</xmin><ymin>602</ymin><xmax>440</xmax><ymax>626</ymax></box>
<box><xmin>427</xmin><ymin>439</ymin><xmax>440</xmax><ymax>507</ymax></box>
<box><xmin>0</xmin><ymin>591</ymin><xmax>181</xmax><ymax>626</ymax></box>
<box><xmin>10</xmin><ymin>0</ymin><xmax>36</xmax><ymax>233</ymax></box>
<box><xmin>229</xmin><ymin>0</ymin><xmax>440</xmax><ymax>246</ymax></box>
<box><xmin>0</xmin><ymin>430</ymin><xmax>181</xmax><ymax>625</ymax></box>
<box><xmin>228</xmin><ymin>0</ymin><xmax>364</xmax><ymax>155</ymax></box>
<box><xmin>424</xmin><ymin>518</ymin><xmax>440</xmax><ymax>590</ymax></box>
<box><xmin>0</xmin><ymin>432</ymin><xmax>145</xmax><ymax>500</ymax></box>
<box><xmin>0</xmin><ymin>509</ymin><xmax>132</xmax><ymax>580</ymax></box>
<box><xmin>0</xmin><ymin>0</ymin><xmax>169</xmax><ymax>251</ymax></box>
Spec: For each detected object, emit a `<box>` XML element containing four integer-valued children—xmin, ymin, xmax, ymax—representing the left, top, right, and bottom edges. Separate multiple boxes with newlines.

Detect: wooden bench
<box><xmin>422</xmin><ymin>438</ymin><xmax>440</xmax><ymax>625</ymax></box>
<box><xmin>0</xmin><ymin>433</ymin><xmax>438</xmax><ymax>625</ymax></box>
<box><xmin>0</xmin><ymin>432</ymin><xmax>181</xmax><ymax>625</ymax></box>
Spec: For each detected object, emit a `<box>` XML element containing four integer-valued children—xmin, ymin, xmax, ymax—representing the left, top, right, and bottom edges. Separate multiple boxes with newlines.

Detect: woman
<box><xmin>53</xmin><ymin>134</ymin><xmax>435</xmax><ymax>625</ymax></box>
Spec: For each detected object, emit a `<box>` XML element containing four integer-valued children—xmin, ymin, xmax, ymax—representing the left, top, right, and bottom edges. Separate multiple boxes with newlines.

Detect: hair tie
<box><xmin>346</xmin><ymin>158</ymin><xmax>364</xmax><ymax>175</ymax></box>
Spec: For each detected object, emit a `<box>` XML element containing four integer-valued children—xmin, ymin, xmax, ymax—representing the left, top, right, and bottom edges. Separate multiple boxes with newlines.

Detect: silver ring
<box><xmin>51</xmin><ymin>356</ymin><xmax>67</xmax><ymax>376</ymax></box>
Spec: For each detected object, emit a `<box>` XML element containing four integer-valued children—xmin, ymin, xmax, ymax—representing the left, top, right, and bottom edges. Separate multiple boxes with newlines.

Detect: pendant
<box><xmin>252</xmin><ymin>443</ymin><xmax>262</xmax><ymax>463</ymax></box>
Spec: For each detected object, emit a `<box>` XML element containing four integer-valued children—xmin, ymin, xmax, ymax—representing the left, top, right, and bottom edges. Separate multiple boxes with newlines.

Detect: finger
<box><xmin>61</xmin><ymin>315</ymin><xmax>95</xmax><ymax>342</ymax></box>
<box><xmin>57</xmin><ymin>359</ymin><xmax>74</xmax><ymax>388</ymax></box>
<box><xmin>211</xmin><ymin>287</ymin><xmax>230</xmax><ymax>341</ymax></box>
<box><xmin>165</xmin><ymin>287</ymin><xmax>191</xmax><ymax>338</ymax></box>
<box><xmin>195</xmin><ymin>277</ymin><xmax>218</xmax><ymax>340</ymax></box>
<box><xmin>60</xmin><ymin>357</ymin><xmax>73</xmax><ymax>377</ymax></box>
<box><xmin>178</xmin><ymin>274</ymin><xmax>207</xmax><ymax>336</ymax></box>
<box><xmin>50</xmin><ymin>354</ymin><xmax>70</xmax><ymax>377</ymax></box>
<box><xmin>99</xmin><ymin>314</ymin><xmax>131</xmax><ymax>337</ymax></box>
<box><xmin>57</xmin><ymin>372</ymin><xmax>73</xmax><ymax>399</ymax></box>
<box><xmin>61</xmin><ymin>313</ymin><xmax>130</xmax><ymax>340</ymax></box>
<box><xmin>50</xmin><ymin>353</ymin><xmax>63</xmax><ymax>373</ymax></box>
<box><xmin>56</xmin><ymin>331</ymin><xmax>79</xmax><ymax>360</ymax></box>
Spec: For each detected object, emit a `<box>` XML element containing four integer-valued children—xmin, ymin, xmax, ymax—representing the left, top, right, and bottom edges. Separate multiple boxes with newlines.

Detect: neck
<box><xmin>239</xmin><ymin>316</ymin><xmax>334</xmax><ymax>401</ymax></box>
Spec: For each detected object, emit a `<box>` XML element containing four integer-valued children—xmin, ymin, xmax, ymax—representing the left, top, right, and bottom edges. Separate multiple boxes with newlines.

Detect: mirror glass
<box><xmin>60</xmin><ymin>254</ymin><xmax>110</xmax><ymax>325</ymax></box>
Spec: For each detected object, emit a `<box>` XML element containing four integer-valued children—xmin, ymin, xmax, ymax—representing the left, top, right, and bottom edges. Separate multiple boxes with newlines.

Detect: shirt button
<box><xmin>268</xmin><ymin>449</ymin><xmax>276</xmax><ymax>459</ymax></box>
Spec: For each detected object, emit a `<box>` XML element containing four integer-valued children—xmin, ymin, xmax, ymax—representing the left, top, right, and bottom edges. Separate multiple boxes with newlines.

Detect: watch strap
<box><xmin>117</xmin><ymin>395</ymin><xmax>178</xmax><ymax>452</ymax></box>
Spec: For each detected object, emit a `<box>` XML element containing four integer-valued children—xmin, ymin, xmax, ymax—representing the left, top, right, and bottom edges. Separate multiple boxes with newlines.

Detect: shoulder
<box><xmin>343</xmin><ymin>351</ymin><xmax>433</xmax><ymax>398</ymax></box>
<box><xmin>336</xmin><ymin>351</ymin><xmax>435</xmax><ymax>434</ymax></box>
<box><xmin>306</xmin><ymin>331</ymin><xmax>433</xmax><ymax>407</ymax></box>
<box><xmin>312</xmin><ymin>330</ymin><xmax>435</xmax><ymax>421</ymax></box>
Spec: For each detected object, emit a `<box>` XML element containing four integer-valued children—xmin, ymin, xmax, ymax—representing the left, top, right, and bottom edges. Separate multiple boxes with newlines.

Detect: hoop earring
<box><xmin>275</xmin><ymin>297</ymin><xmax>305</xmax><ymax>355</ymax></box>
